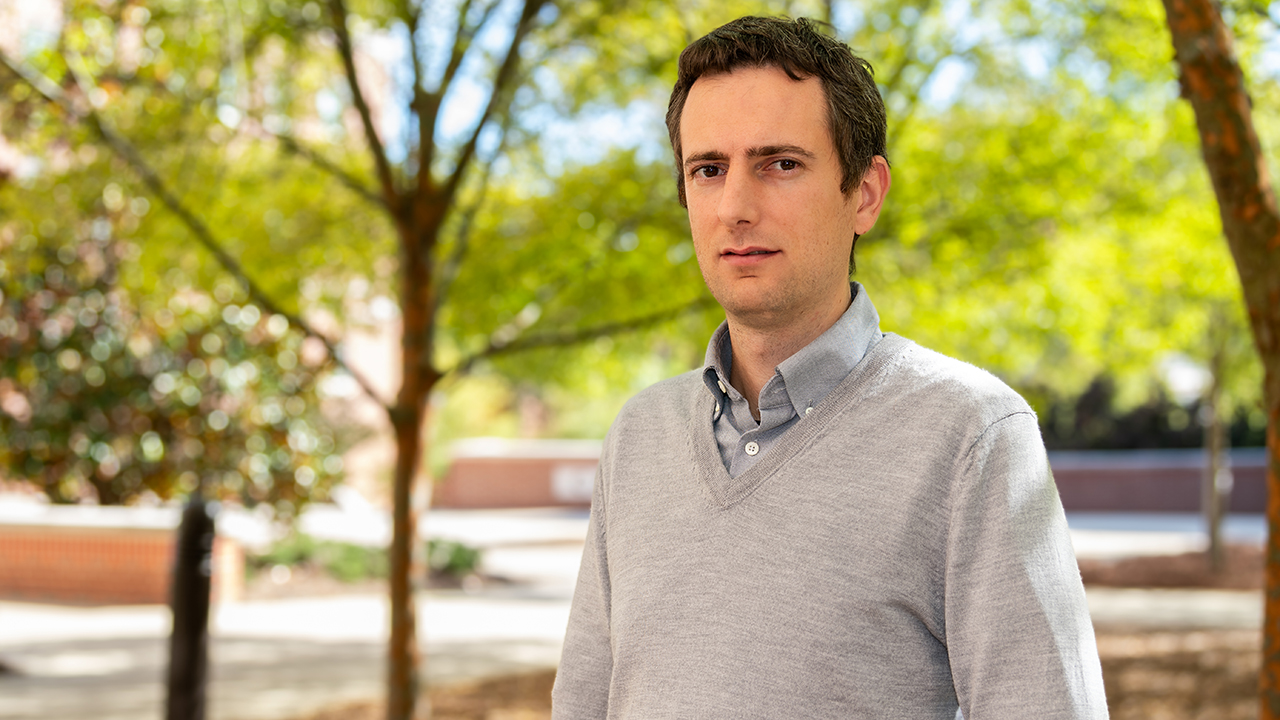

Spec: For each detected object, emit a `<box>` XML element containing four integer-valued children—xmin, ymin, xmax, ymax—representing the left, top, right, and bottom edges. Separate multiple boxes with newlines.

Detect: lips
<box><xmin>720</xmin><ymin>246</ymin><xmax>779</xmax><ymax>267</ymax></box>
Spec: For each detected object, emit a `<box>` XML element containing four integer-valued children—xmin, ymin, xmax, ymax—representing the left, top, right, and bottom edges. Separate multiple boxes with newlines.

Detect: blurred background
<box><xmin>0</xmin><ymin>0</ymin><xmax>1277</xmax><ymax>718</ymax></box>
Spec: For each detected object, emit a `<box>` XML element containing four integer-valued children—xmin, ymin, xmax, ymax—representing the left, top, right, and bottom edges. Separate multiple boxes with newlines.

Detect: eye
<box><xmin>692</xmin><ymin>165</ymin><xmax>723</xmax><ymax>179</ymax></box>
<box><xmin>773</xmin><ymin>158</ymin><xmax>800</xmax><ymax>171</ymax></box>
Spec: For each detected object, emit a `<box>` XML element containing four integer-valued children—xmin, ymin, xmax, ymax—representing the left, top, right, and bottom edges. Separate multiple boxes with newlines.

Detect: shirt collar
<box><xmin>701</xmin><ymin>322</ymin><xmax>738</xmax><ymax>419</ymax></box>
<box><xmin>702</xmin><ymin>282</ymin><xmax>882</xmax><ymax>417</ymax></box>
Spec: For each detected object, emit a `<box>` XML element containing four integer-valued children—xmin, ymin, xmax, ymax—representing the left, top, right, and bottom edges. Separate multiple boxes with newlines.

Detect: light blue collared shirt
<box><xmin>701</xmin><ymin>282</ymin><xmax>884</xmax><ymax>477</ymax></box>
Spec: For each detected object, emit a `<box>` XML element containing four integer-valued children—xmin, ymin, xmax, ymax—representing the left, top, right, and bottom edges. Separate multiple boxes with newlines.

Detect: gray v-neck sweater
<box><xmin>552</xmin><ymin>335</ymin><xmax>1108</xmax><ymax>719</ymax></box>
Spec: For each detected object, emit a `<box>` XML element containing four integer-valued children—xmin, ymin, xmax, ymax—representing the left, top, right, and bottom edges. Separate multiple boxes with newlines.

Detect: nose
<box><xmin>716</xmin><ymin>167</ymin><xmax>759</xmax><ymax>228</ymax></box>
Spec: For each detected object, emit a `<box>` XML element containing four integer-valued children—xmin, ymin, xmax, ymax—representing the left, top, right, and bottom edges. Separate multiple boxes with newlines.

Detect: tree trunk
<box><xmin>387</xmin><ymin>409</ymin><xmax>424</xmax><ymax>720</ymax></box>
<box><xmin>1160</xmin><ymin>1</ymin><xmax>1280</xmax><ymax>715</ymax></box>
<box><xmin>387</xmin><ymin>209</ymin><xmax>434</xmax><ymax>719</ymax></box>
<box><xmin>1202</xmin><ymin>342</ymin><xmax>1229</xmax><ymax>572</ymax></box>
<box><xmin>386</xmin><ymin>188</ymin><xmax>446</xmax><ymax>719</ymax></box>
<box><xmin>166</xmin><ymin>499</ymin><xmax>214</xmax><ymax>720</ymax></box>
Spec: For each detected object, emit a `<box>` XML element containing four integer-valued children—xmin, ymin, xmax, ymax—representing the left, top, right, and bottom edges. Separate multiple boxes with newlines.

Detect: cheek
<box><xmin>686</xmin><ymin>214</ymin><xmax>713</xmax><ymax>259</ymax></box>
<box><xmin>687</xmin><ymin>197</ymin><xmax>715</xmax><ymax>228</ymax></box>
<box><xmin>687</xmin><ymin>206</ymin><xmax>718</xmax><ymax>249</ymax></box>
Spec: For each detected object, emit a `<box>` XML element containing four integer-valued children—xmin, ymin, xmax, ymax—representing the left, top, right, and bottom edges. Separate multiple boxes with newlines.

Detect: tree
<box><xmin>1158</xmin><ymin>1</ymin><xmax>1280</xmax><ymax>714</ymax></box>
<box><xmin>0</xmin><ymin>2</ymin><xmax>724</xmax><ymax>717</ymax></box>
<box><xmin>0</xmin><ymin>226</ymin><xmax>344</xmax><ymax>509</ymax></box>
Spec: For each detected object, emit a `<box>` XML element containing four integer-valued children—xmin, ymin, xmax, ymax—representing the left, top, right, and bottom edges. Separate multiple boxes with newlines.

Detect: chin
<box><xmin>717</xmin><ymin>294</ymin><xmax>792</xmax><ymax>327</ymax></box>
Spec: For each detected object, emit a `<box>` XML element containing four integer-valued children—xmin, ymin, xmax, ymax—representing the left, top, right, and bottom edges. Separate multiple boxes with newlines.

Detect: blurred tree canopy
<box><xmin>851</xmin><ymin>0</ymin><xmax>1270</xmax><ymax>417</ymax></box>
<box><xmin>2</xmin><ymin>0</ymin><xmax>1271</xmax><ymax>501</ymax></box>
<box><xmin>0</xmin><ymin>2</ymin><xmax>737</xmax><ymax>716</ymax></box>
<box><xmin>0</xmin><ymin>224</ymin><xmax>345</xmax><ymax>509</ymax></box>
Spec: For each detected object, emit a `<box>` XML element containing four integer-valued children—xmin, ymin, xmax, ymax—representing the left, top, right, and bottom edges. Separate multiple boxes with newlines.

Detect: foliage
<box><xmin>821</xmin><ymin>0</ymin><xmax>1264</xmax><ymax>417</ymax></box>
<box><xmin>0</xmin><ymin>0</ymin><xmax>377</xmax><ymax>509</ymax></box>
<box><xmin>0</xmin><ymin>0</ymin><xmax>1265</xmax><ymax>454</ymax></box>
<box><xmin>1039</xmin><ymin>375</ymin><xmax>1268</xmax><ymax>450</ymax></box>
<box><xmin>0</xmin><ymin>226</ymin><xmax>346</xmax><ymax>509</ymax></box>
<box><xmin>247</xmin><ymin>534</ymin><xmax>481</xmax><ymax>583</ymax></box>
<box><xmin>250</xmin><ymin>531</ymin><xmax>389</xmax><ymax>583</ymax></box>
<box><xmin>426</xmin><ymin>538</ymin><xmax>483</xmax><ymax>578</ymax></box>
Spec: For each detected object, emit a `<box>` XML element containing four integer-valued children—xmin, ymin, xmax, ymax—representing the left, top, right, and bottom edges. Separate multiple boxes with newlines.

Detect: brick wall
<box><xmin>1050</xmin><ymin>448</ymin><xmax>1267</xmax><ymax>513</ymax></box>
<box><xmin>0</xmin><ymin>506</ymin><xmax>243</xmax><ymax>606</ymax></box>
<box><xmin>434</xmin><ymin>438</ymin><xmax>600</xmax><ymax>509</ymax></box>
<box><xmin>435</xmin><ymin>440</ymin><xmax>1271</xmax><ymax>515</ymax></box>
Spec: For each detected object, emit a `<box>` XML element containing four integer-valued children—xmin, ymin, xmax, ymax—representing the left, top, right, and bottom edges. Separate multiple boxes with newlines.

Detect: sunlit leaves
<box><xmin>0</xmin><ymin>223</ymin><xmax>348</xmax><ymax>512</ymax></box>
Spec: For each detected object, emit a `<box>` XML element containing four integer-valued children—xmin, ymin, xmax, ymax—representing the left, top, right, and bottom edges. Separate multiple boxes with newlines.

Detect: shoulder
<box><xmin>874</xmin><ymin>336</ymin><xmax>1034</xmax><ymax>428</ymax></box>
<box><xmin>605</xmin><ymin>369</ymin><xmax>703</xmax><ymax>440</ymax></box>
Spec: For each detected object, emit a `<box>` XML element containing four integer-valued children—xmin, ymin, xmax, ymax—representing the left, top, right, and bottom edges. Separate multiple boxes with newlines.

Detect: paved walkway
<box><xmin>0</xmin><ymin>591</ymin><xmax>572</xmax><ymax>720</ymax></box>
<box><xmin>0</xmin><ymin>508</ymin><xmax>1268</xmax><ymax>720</ymax></box>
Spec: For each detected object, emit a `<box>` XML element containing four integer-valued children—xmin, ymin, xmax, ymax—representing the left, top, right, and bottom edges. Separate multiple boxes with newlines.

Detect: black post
<box><xmin>166</xmin><ymin>498</ymin><xmax>215</xmax><ymax>720</ymax></box>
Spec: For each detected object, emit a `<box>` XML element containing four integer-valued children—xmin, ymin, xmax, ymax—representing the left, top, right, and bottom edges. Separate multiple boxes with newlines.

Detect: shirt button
<box><xmin>714</xmin><ymin>403</ymin><xmax>720</xmax><ymax>416</ymax></box>
<box><xmin>717</xmin><ymin>380</ymin><xmax>728</xmax><ymax>394</ymax></box>
<box><xmin>744</xmin><ymin>441</ymin><xmax>760</xmax><ymax>456</ymax></box>
<box><xmin>805</xmin><ymin>406</ymin><xmax>813</xmax><ymax>416</ymax></box>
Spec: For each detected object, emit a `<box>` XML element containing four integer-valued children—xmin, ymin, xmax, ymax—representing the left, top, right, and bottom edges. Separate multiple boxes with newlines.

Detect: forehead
<box><xmin>680</xmin><ymin>66</ymin><xmax>831</xmax><ymax>154</ymax></box>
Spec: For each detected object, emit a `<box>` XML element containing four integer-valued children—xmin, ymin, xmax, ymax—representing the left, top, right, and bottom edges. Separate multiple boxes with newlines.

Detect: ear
<box><xmin>853</xmin><ymin>156</ymin><xmax>891</xmax><ymax>236</ymax></box>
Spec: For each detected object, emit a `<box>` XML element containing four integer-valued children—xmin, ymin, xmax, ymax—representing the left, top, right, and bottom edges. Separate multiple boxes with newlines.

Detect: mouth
<box><xmin>722</xmin><ymin>247</ymin><xmax>779</xmax><ymax>257</ymax></box>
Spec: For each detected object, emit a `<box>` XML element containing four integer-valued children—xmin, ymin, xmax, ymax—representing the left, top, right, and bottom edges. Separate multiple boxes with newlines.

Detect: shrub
<box><xmin>248</xmin><ymin>532</ymin><xmax>387</xmax><ymax>583</ymax></box>
<box><xmin>427</xmin><ymin>539</ymin><xmax>482</xmax><ymax>578</ymax></box>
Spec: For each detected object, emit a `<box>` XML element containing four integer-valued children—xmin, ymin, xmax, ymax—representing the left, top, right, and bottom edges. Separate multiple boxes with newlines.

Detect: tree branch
<box><xmin>449</xmin><ymin>296</ymin><xmax>716</xmax><ymax>377</ymax></box>
<box><xmin>402</xmin><ymin>2</ymin><xmax>433</xmax><ymax>194</ymax></box>
<box><xmin>0</xmin><ymin>51</ymin><xmax>393</xmax><ymax>411</ymax></box>
<box><xmin>879</xmin><ymin>0</ymin><xmax>941</xmax><ymax>152</ymax></box>
<box><xmin>429</xmin><ymin>156</ymin><xmax>492</xmax><ymax>327</ymax></box>
<box><xmin>272</xmin><ymin>131</ymin><xmax>386</xmax><ymax>208</ymax></box>
<box><xmin>439</xmin><ymin>0</ymin><xmax>479</xmax><ymax>94</ymax></box>
<box><xmin>439</xmin><ymin>0</ymin><xmax>502</xmax><ymax>95</ymax></box>
<box><xmin>327</xmin><ymin>0</ymin><xmax>401</xmax><ymax>211</ymax></box>
<box><xmin>429</xmin><ymin>110</ymin><xmax>515</xmax><ymax>331</ymax></box>
<box><xmin>438</xmin><ymin>0</ymin><xmax>548</xmax><ymax>207</ymax></box>
<box><xmin>416</xmin><ymin>0</ymin><xmax>503</xmax><ymax>193</ymax></box>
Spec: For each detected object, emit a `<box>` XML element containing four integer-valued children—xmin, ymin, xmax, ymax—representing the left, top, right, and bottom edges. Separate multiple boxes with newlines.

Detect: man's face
<box><xmin>680</xmin><ymin>66</ymin><xmax>867</xmax><ymax>330</ymax></box>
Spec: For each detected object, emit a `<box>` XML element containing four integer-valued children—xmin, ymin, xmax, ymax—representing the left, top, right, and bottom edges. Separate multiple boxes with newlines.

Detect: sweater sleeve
<box><xmin>944</xmin><ymin>411</ymin><xmax>1108</xmax><ymax>719</ymax></box>
<box><xmin>551</xmin><ymin>464</ymin><xmax>613</xmax><ymax>718</ymax></box>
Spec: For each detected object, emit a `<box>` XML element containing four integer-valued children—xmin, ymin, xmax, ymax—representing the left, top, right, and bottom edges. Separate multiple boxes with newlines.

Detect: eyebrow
<box><xmin>683</xmin><ymin>145</ymin><xmax>817</xmax><ymax>169</ymax></box>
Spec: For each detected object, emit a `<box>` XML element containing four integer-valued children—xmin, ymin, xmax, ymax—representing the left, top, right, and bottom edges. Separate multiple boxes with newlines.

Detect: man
<box><xmin>552</xmin><ymin>16</ymin><xmax>1107</xmax><ymax>719</ymax></box>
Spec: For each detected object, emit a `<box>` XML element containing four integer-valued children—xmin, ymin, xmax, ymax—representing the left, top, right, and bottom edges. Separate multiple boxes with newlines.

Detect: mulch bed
<box><xmin>287</xmin><ymin>639</ymin><xmax>1264</xmax><ymax>720</ymax></box>
<box><xmin>1099</xmin><ymin>629</ymin><xmax>1260</xmax><ymax>720</ymax></box>
<box><xmin>279</xmin><ymin>549</ymin><xmax>1269</xmax><ymax>720</ymax></box>
<box><xmin>1078</xmin><ymin>543</ymin><xmax>1264</xmax><ymax>590</ymax></box>
<box><xmin>1084</xmin><ymin>545</ymin><xmax>1264</xmax><ymax>718</ymax></box>
<box><xmin>289</xmin><ymin>670</ymin><xmax>556</xmax><ymax>720</ymax></box>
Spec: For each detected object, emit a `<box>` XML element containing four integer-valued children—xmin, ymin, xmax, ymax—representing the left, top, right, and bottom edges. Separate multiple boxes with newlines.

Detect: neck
<box><xmin>727</xmin><ymin>285</ymin><xmax>852</xmax><ymax>420</ymax></box>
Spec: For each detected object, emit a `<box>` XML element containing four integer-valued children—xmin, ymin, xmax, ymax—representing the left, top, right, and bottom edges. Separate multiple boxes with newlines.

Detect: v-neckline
<box><xmin>689</xmin><ymin>334</ymin><xmax>911</xmax><ymax>510</ymax></box>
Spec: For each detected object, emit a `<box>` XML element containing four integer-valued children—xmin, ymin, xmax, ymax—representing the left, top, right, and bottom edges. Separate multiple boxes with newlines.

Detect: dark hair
<box><xmin>665</xmin><ymin>16</ymin><xmax>888</xmax><ymax>211</ymax></box>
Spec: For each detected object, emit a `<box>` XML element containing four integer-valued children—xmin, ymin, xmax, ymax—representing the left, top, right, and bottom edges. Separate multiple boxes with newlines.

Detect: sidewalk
<box><xmin>0</xmin><ymin>591</ymin><xmax>573</xmax><ymax>720</ymax></box>
<box><xmin>0</xmin><ymin>508</ymin><xmax>587</xmax><ymax>720</ymax></box>
<box><xmin>0</xmin><ymin>508</ymin><xmax>1267</xmax><ymax>720</ymax></box>
<box><xmin>1066</xmin><ymin>511</ymin><xmax>1267</xmax><ymax>560</ymax></box>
